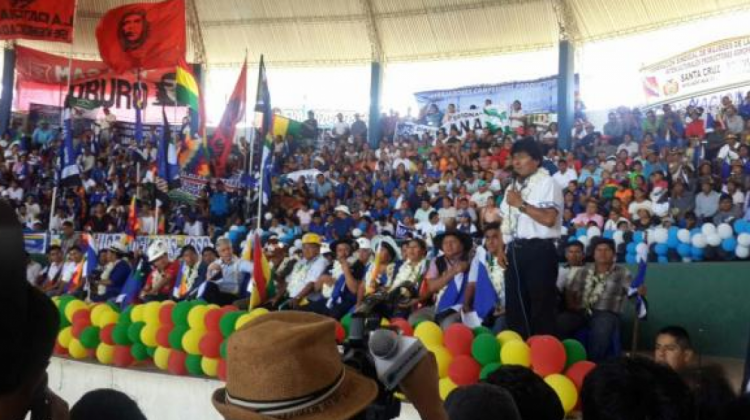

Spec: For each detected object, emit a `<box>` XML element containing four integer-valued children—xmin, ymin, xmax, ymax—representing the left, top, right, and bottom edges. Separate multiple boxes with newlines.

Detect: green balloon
<box><xmin>127</xmin><ymin>322</ymin><xmax>146</xmax><ymax>344</ymax></box>
<box><xmin>472</xmin><ymin>333</ymin><xmax>500</xmax><ymax>366</ymax></box>
<box><xmin>118</xmin><ymin>307</ymin><xmax>134</xmax><ymax>327</ymax></box>
<box><xmin>186</xmin><ymin>354</ymin><xmax>204</xmax><ymax>376</ymax></box>
<box><xmin>480</xmin><ymin>362</ymin><xmax>502</xmax><ymax>380</ymax></box>
<box><xmin>473</xmin><ymin>326</ymin><xmax>493</xmax><ymax>337</ymax></box>
<box><xmin>131</xmin><ymin>343</ymin><xmax>149</xmax><ymax>361</ymax></box>
<box><xmin>219</xmin><ymin>312</ymin><xmax>243</xmax><ymax>338</ymax></box>
<box><xmin>220</xmin><ymin>340</ymin><xmax>228</xmax><ymax>359</ymax></box>
<box><xmin>562</xmin><ymin>339</ymin><xmax>587</xmax><ymax>368</ymax></box>
<box><xmin>59</xmin><ymin>316</ymin><xmax>71</xmax><ymax>330</ymax></box>
<box><xmin>80</xmin><ymin>326</ymin><xmax>101</xmax><ymax>349</ymax></box>
<box><xmin>112</xmin><ymin>324</ymin><xmax>131</xmax><ymax>345</ymax></box>
<box><xmin>172</xmin><ymin>301</ymin><xmax>192</xmax><ymax>326</ymax></box>
<box><xmin>146</xmin><ymin>346</ymin><xmax>157</xmax><ymax>358</ymax></box>
<box><xmin>341</xmin><ymin>314</ymin><xmax>352</xmax><ymax>337</ymax></box>
<box><xmin>106</xmin><ymin>302</ymin><xmax>121</xmax><ymax>313</ymax></box>
<box><xmin>169</xmin><ymin>325</ymin><xmax>189</xmax><ymax>351</ymax></box>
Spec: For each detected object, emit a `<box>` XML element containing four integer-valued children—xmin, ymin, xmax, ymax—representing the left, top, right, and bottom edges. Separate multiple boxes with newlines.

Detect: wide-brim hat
<box><xmin>371</xmin><ymin>235</ymin><xmax>402</xmax><ymax>261</ymax></box>
<box><xmin>434</xmin><ymin>230</ymin><xmax>474</xmax><ymax>253</ymax></box>
<box><xmin>108</xmin><ymin>242</ymin><xmax>129</xmax><ymax>255</ymax></box>
<box><xmin>147</xmin><ymin>240</ymin><xmax>169</xmax><ymax>263</ymax></box>
<box><xmin>329</xmin><ymin>238</ymin><xmax>355</xmax><ymax>254</ymax></box>
<box><xmin>211</xmin><ymin>312</ymin><xmax>378</xmax><ymax>420</ymax></box>
<box><xmin>334</xmin><ymin>205</ymin><xmax>351</xmax><ymax>216</ymax></box>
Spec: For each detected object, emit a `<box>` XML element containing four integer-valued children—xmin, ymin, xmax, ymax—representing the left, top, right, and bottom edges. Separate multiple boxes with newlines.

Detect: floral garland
<box><xmin>97</xmin><ymin>262</ymin><xmax>115</xmax><ymax>296</ymax></box>
<box><xmin>390</xmin><ymin>259</ymin><xmax>426</xmax><ymax>290</ymax></box>
<box><xmin>501</xmin><ymin>169</ymin><xmax>549</xmax><ymax>238</ymax></box>
<box><xmin>287</xmin><ymin>259</ymin><xmax>311</xmax><ymax>296</ymax></box>
<box><xmin>582</xmin><ymin>268</ymin><xmax>608</xmax><ymax>313</ymax></box>
<box><xmin>182</xmin><ymin>263</ymin><xmax>200</xmax><ymax>294</ymax></box>
<box><xmin>321</xmin><ymin>261</ymin><xmax>343</xmax><ymax>299</ymax></box>
<box><xmin>486</xmin><ymin>253</ymin><xmax>505</xmax><ymax>311</ymax></box>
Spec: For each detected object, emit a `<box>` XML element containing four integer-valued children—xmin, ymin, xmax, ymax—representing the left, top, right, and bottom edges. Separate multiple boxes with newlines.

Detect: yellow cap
<box><xmin>301</xmin><ymin>233</ymin><xmax>322</xmax><ymax>245</ymax></box>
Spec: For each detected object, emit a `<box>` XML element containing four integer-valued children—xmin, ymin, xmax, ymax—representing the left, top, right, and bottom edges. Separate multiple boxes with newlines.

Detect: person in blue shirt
<box><xmin>308</xmin><ymin>212</ymin><xmax>326</xmax><ymax>236</ymax></box>
<box><xmin>209</xmin><ymin>182</ymin><xmax>230</xmax><ymax>226</ymax></box>
<box><xmin>32</xmin><ymin>121</ymin><xmax>55</xmax><ymax>147</ymax></box>
<box><xmin>332</xmin><ymin>205</ymin><xmax>355</xmax><ymax>239</ymax></box>
<box><xmin>92</xmin><ymin>243</ymin><xmax>132</xmax><ymax>302</ymax></box>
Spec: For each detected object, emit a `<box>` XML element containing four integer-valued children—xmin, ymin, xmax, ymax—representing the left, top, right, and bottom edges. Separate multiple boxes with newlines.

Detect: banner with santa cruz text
<box><xmin>0</xmin><ymin>0</ymin><xmax>75</xmax><ymax>43</ymax></box>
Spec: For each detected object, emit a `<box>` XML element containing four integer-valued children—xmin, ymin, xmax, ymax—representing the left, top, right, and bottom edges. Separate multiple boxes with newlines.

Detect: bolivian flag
<box><xmin>176</xmin><ymin>59</ymin><xmax>200</xmax><ymax>111</ymax></box>
<box><xmin>249</xmin><ymin>233</ymin><xmax>271</xmax><ymax>309</ymax></box>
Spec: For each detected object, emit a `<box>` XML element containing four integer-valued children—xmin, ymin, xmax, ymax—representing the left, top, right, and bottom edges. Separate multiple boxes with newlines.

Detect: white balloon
<box><xmin>352</xmin><ymin>228</ymin><xmax>363</xmax><ymax>238</ymax></box>
<box><xmin>636</xmin><ymin>243</ymin><xmax>649</xmax><ymax>256</ymax></box>
<box><xmin>701</xmin><ymin>223</ymin><xmax>717</xmax><ymax>236</ymax></box>
<box><xmin>613</xmin><ymin>230</ymin><xmax>624</xmax><ymax>245</ymax></box>
<box><xmin>706</xmin><ymin>233</ymin><xmax>722</xmax><ymax>247</ymax></box>
<box><xmin>717</xmin><ymin>223</ymin><xmax>734</xmax><ymax>240</ymax></box>
<box><xmin>587</xmin><ymin>226</ymin><xmax>602</xmax><ymax>239</ymax></box>
<box><xmin>294</xmin><ymin>239</ymin><xmax>303</xmax><ymax>248</ymax></box>
<box><xmin>682</xmin><ymin>257</ymin><xmax>692</xmax><ymax>263</ymax></box>
<box><xmin>691</xmin><ymin>233</ymin><xmax>707</xmax><ymax>249</ymax></box>
<box><xmin>736</xmin><ymin>245</ymin><xmax>750</xmax><ymax>259</ymax></box>
<box><xmin>738</xmin><ymin>233</ymin><xmax>750</xmax><ymax>248</ymax></box>
<box><xmin>579</xmin><ymin>235</ymin><xmax>590</xmax><ymax>248</ymax></box>
<box><xmin>677</xmin><ymin>229</ymin><xmax>691</xmax><ymax>244</ymax></box>
<box><xmin>653</xmin><ymin>227</ymin><xmax>669</xmax><ymax>244</ymax></box>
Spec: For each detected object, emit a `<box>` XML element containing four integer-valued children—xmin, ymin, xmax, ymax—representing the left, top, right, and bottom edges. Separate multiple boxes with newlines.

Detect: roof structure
<box><xmin>15</xmin><ymin>0</ymin><xmax>750</xmax><ymax>67</ymax></box>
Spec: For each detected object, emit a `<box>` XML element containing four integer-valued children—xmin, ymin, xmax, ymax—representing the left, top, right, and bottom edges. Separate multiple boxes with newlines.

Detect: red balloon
<box><xmin>221</xmin><ymin>305</ymin><xmax>239</xmax><ymax>314</ymax></box>
<box><xmin>159</xmin><ymin>305</ymin><xmax>175</xmax><ymax>326</ymax></box>
<box><xmin>530</xmin><ymin>335</ymin><xmax>566</xmax><ymax>377</ymax></box>
<box><xmin>448</xmin><ymin>355</ymin><xmax>481</xmax><ymax>386</ymax></box>
<box><xmin>168</xmin><ymin>350</ymin><xmax>188</xmax><ymax>375</ymax></box>
<box><xmin>71</xmin><ymin>309</ymin><xmax>91</xmax><ymax>326</ymax></box>
<box><xmin>390</xmin><ymin>318</ymin><xmax>414</xmax><ymax>336</ymax></box>
<box><xmin>156</xmin><ymin>326</ymin><xmax>172</xmax><ymax>348</ymax></box>
<box><xmin>54</xmin><ymin>342</ymin><xmax>68</xmax><ymax>356</ymax></box>
<box><xmin>100</xmin><ymin>324</ymin><xmax>116</xmax><ymax>345</ymax></box>
<box><xmin>71</xmin><ymin>318</ymin><xmax>92</xmax><ymax>338</ymax></box>
<box><xmin>444</xmin><ymin>324</ymin><xmax>473</xmax><ymax>356</ymax></box>
<box><xmin>335</xmin><ymin>322</ymin><xmax>345</xmax><ymax>344</ymax></box>
<box><xmin>217</xmin><ymin>359</ymin><xmax>227</xmax><ymax>381</ymax></box>
<box><xmin>113</xmin><ymin>345</ymin><xmax>134</xmax><ymax>368</ymax></box>
<box><xmin>199</xmin><ymin>332</ymin><xmax>223</xmax><ymax>358</ymax></box>
<box><xmin>204</xmin><ymin>309</ymin><xmax>223</xmax><ymax>332</ymax></box>
<box><xmin>527</xmin><ymin>335</ymin><xmax>542</xmax><ymax>347</ymax></box>
<box><xmin>566</xmin><ymin>361</ymin><xmax>597</xmax><ymax>391</ymax></box>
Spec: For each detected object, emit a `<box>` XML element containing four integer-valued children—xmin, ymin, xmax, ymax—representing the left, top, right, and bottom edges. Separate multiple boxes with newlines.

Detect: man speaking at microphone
<box><xmin>497</xmin><ymin>138</ymin><xmax>563</xmax><ymax>338</ymax></box>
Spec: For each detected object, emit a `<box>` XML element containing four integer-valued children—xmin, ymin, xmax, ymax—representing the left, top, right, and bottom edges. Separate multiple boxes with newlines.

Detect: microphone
<box><xmin>368</xmin><ymin>329</ymin><xmax>428</xmax><ymax>390</ymax></box>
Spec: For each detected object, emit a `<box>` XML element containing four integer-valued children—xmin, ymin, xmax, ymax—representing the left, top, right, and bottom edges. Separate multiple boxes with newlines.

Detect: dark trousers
<box><xmin>202</xmin><ymin>282</ymin><xmax>239</xmax><ymax>306</ymax></box>
<box><xmin>505</xmin><ymin>239</ymin><xmax>559</xmax><ymax>338</ymax></box>
<box><xmin>557</xmin><ymin>310</ymin><xmax>620</xmax><ymax>363</ymax></box>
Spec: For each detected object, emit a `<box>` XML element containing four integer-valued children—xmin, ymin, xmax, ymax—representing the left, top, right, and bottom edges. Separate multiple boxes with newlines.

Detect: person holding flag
<box><xmin>464</xmin><ymin>223</ymin><xmax>507</xmax><ymax>333</ymax></box>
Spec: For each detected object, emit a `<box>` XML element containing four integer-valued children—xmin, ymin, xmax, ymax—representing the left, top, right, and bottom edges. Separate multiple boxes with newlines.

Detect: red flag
<box><xmin>0</xmin><ymin>0</ymin><xmax>75</xmax><ymax>43</ymax></box>
<box><xmin>209</xmin><ymin>61</ymin><xmax>247</xmax><ymax>177</ymax></box>
<box><xmin>95</xmin><ymin>0</ymin><xmax>185</xmax><ymax>74</ymax></box>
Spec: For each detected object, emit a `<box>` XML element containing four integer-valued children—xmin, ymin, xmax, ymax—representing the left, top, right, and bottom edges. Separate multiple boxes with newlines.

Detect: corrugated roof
<box><xmin>14</xmin><ymin>0</ymin><xmax>750</xmax><ymax>67</ymax></box>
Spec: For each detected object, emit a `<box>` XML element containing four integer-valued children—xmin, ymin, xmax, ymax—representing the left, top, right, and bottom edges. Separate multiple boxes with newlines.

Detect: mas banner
<box><xmin>24</xmin><ymin>232</ymin><xmax>47</xmax><ymax>254</ymax></box>
<box><xmin>414</xmin><ymin>74</ymin><xmax>579</xmax><ymax>114</ymax></box>
<box><xmin>641</xmin><ymin>36</ymin><xmax>750</xmax><ymax>106</ymax></box>
<box><xmin>179</xmin><ymin>171</ymin><xmax>244</xmax><ymax>196</ymax></box>
<box><xmin>397</xmin><ymin>108</ymin><xmax>510</xmax><ymax>138</ymax></box>
<box><xmin>15</xmin><ymin>46</ymin><xmax>188</xmax><ymax>124</ymax></box>
<box><xmin>0</xmin><ymin>0</ymin><xmax>75</xmax><ymax>43</ymax></box>
<box><xmin>46</xmin><ymin>233</ymin><xmax>213</xmax><ymax>259</ymax></box>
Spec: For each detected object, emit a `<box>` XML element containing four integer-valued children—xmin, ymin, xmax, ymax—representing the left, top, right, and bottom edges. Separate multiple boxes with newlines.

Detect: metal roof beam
<box><xmin>551</xmin><ymin>0</ymin><xmax>581</xmax><ymax>41</ymax></box>
<box><xmin>360</xmin><ymin>0</ymin><xmax>383</xmax><ymax>62</ymax></box>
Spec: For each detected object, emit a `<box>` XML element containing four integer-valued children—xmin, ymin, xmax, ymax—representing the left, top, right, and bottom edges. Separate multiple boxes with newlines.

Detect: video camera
<box><xmin>341</xmin><ymin>282</ymin><xmax>429</xmax><ymax>420</ymax></box>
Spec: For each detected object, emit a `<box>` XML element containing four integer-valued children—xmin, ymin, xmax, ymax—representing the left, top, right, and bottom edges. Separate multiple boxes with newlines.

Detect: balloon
<box><xmin>58</xmin><ymin>326</ymin><xmax>73</xmax><ymax>349</ymax></box>
<box><xmin>112</xmin><ymin>324</ymin><xmax>132</xmax><ymax>346</ymax></box>
<box><xmin>186</xmin><ymin>354</ymin><xmax>204</xmax><ymax>376</ymax></box>
<box><xmin>734</xmin><ymin>219</ymin><xmax>749</xmax><ymax>234</ymax></box>
<box><xmin>390</xmin><ymin>318</ymin><xmax>414</xmax><ymax>336</ymax></box>
<box><xmin>169</xmin><ymin>325</ymin><xmax>189</xmax><ymax>351</ymax></box>
<box><xmin>113</xmin><ymin>345</ymin><xmax>134</xmax><ymax>367</ymax></box>
<box><xmin>722</xmin><ymin>237</ymin><xmax>738</xmax><ymax>252</ymax></box>
<box><xmin>220</xmin><ymin>340</ymin><xmax>228</xmax><ymax>359</ymax></box>
<box><xmin>677</xmin><ymin>229</ymin><xmax>691</xmax><ymax>244</ymax></box>
<box><xmin>131</xmin><ymin>343</ymin><xmax>149</xmax><ymax>361</ymax></box>
<box><xmin>444</xmin><ymin>324</ymin><xmax>474</xmax><ymax>356</ymax></box>
<box><xmin>156</xmin><ymin>326</ymin><xmax>172</xmax><ymax>348</ymax></box>
<box><xmin>562</xmin><ymin>339</ymin><xmax>587</xmax><ymax>369</ymax></box>
<box><xmin>146</xmin><ymin>346</ymin><xmax>157</xmax><ymax>358</ymax></box>
<box><xmin>613</xmin><ymin>230</ymin><xmax>624</xmax><ymax>245</ymax></box>
<box><xmin>140</xmin><ymin>324</ymin><xmax>160</xmax><ymax>348</ymax></box>
<box><xmin>578</xmin><ymin>236</ymin><xmax>590</xmax><ymax>249</ymax></box>
<box><xmin>414</xmin><ymin>321</ymin><xmax>444</xmax><ymax>349</ymax></box>
<box><xmin>79</xmin><ymin>326</ymin><xmax>101</xmax><ymax>349</ymax></box>
<box><xmin>565</xmin><ymin>360</ymin><xmax>596</xmax><ymax>391</ymax></box>
<box><xmin>219</xmin><ymin>312</ymin><xmax>243</xmax><ymax>338</ymax></box>
<box><xmin>586</xmin><ymin>226</ymin><xmax>601</xmax><ymax>239</ymax></box>
<box><xmin>737</xmin><ymin>246</ymin><xmax>750</xmax><ymax>259</ymax></box>
<box><xmin>221</xmin><ymin>305</ymin><xmax>239</xmax><ymax>314</ymax></box>
<box><xmin>90</xmin><ymin>304</ymin><xmax>110</xmax><ymax>327</ymax></box>
<box><xmin>480</xmin><ymin>362</ymin><xmax>502</xmax><ymax>380</ymax></box>
<box><xmin>652</xmin><ymin>227</ymin><xmax>668</xmax><ymax>244</ymax></box>
<box><xmin>130</xmin><ymin>304</ymin><xmax>145</xmax><ymax>323</ymax></box>
<box><xmin>738</xmin><ymin>233</ymin><xmax>750</xmax><ymax>248</ymax></box>
<box><xmin>335</xmin><ymin>322</ymin><xmax>346</xmax><ymax>344</ymax></box>
<box><xmin>248</xmin><ymin>307</ymin><xmax>270</xmax><ymax>320</ymax></box>
<box><xmin>471</xmin><ymin>334</ymin><xmax>500</xmax><ymax>366</ymax></box>
<box><xmin>701</xmin><ymin>223</ymin><xmax>717</xmax><ymax>236</ymax></box>
<box><xmin>667</xmin><ymin>237</ymin><xmax>679</xmax><ymax>248</ymax></box>
<box><xmin>603</xmin><ymin>230</ymin><xmax>614</xmax><ymax>239</ymax></box>
<box><xmin>438</xmin><ymin>377</ymin><xmax>458</xmax><ymax>401</ymax></box>
<box><xmin>626</xmin><ymin>243</ymin><xmax>637</xmax><ymax>254</ymax></box>
<box><xmin>691</xmin><ymin>247</ymin><xmax>704</xmax><ymax>260</ymax></box>
<box><xmin>473</xmin><ymin>326</ymin><xmax>493</xmax><ymax>337</ymax></box>
<box><xmin>188</xmin><ymin>305</ymin><xmax>210</xmax><ymax>331</ymax></box>
<box><xmin>654</xmin><ymin>243</ymin><xmax>668</xmax><ymax>256</ymax></box>
<box><xmin>677</xmin><ymin>243</ymin><xmax>691</xmax><ymax>257</ymax></box>
<box><xmin>127</xmin><ymin>322</ymin><xmax>146</xmax><ymax>344</ymax></box>
<box><xmin>182</xmin><ymin>329</ymin><xmax>206</xmax><ymax>355</ymax></box>
<box><xmin>117</xmin><ymin>307</ymin><xmax>133</xmax><ymax>327</ymax></box>
<box><xmin>546</xmin><ymin>374</ymin><xmax>578</xmax><ymax>414</ymax></box>
<box><xmin>633</xmin><ymin>231</ymin><xmax>644</xmax><ymax>243</ymax></box>
<box><xmin>658</xmin><ymin>256</ymin><xmax>669</xmax><ymax>263</ymax></box>
<box><xmin>99</xmin><ymin>310</ymin><xmax>119</xmax><ymax>326</ymax></box>
<box><xmin>159</xmin><ymin>304</ymin><xmax>175</xmax><ymax>326</ymax></box>
<box><xmin>199</xmin><ymin>331</ymin><xmax>223</xmax><ymax>358</ymax></box>
<box><xmin>690</xmin><ymin>228</ymin><xmax>702</xmax><ymax>237</ymax></box>
<box><xmin>496</xmin><ymin>330</ymin><xmax>523</xmax><ymax>346</ymax></box>
<box><xmin>218</xmin><ymin>359</ymin><xmax>227</xmax><ymax>381</ymax></box>
<box><xmin>71</xmin><ymin>309</ymin><xmax>91</xmax><ymax>328</ymax></box>
<box><xmin>691</xmin><ymin>233</ymin><xmax>707</xmax><ymax>249</ymax></box>
<box><xmin>706</xmin><ymin>233</ymin><xmax>722</xmax><ymax>247</ymax></box>
<box><xmin>100</xmin><ymin>324</ymin><xmax>116</xmax><ymax>346</ymax></box>
<box><xmin>431</xmin><ymin>346</ymin><xmax>453</xmax><ymax>379</ymax></box>
<box><xmin>625</xmin><ymin>253</ymin><xmax>636</xmax><ymax>264</ymax></box>
<box><xmin>500</xmin><ymin>340</ymin><xmax>531</xmax><ymax>367</ymax></box>
<box><xmin>172</xmin><ymin>301</ymin><xmax>193</xmax><ymax>326</ymax></box>
<box><xmin>341</xmin><ymin>313</ymin><xmax>352</xmax><ymax>337</ymax></box>
<box><xmin>202</xmin><ymin>357</ymin><xmax>220</xmax><ymax>377</ymax></box>
<box><xmin>448</xmin><ymin>355</ymin><xmax>481</xmax><ymax>386</ymax></box>
<box><xmin>234</xmin><ymin>314</ymin><xmax>254</xmax><ymax>331</ymax></box>
<box><xmin>143</xmin><ymin>301</ymin><xmax>162</xmax><ymax>326</ymax></box>
<box><xmin>530</xmin><ymin>335</ymin><xmax>566</xmax><ymax>377</ymax></box>
<box><xmin>635</xmin><ymin>243</ymin><xmax>649</xmax><ymax>256</ymax></box>
<box><xmin>64</xmin><ymin>300</ymin><xmax>88</xmax><ymax>323</ymax></box>
<box><xmin>96</xmin><ymin>343</ymin><xmax>115</xmax><ymax>365</ymax></box>
<box><xmin>154</xmin><ymin>346</ymin><xmax>171</xmax><ymax>370</ymax></box>
<box><xmin>168</xmin><ymin>351</ymin><xmax>188</xmax><ymax>375</ymax></box>
<box><xmin>68</xmin><ymin>339</ymin><xmax>88</xmax><ymax>359</ymax></box>
<box><xmin>204</xmin><ymin>309</ymin><xmax>224</xmax><ymax>332</ymax></box>
<box><xmin>717</xmin><ymin>224</ymin><xmax>734</xmax><ymax>239</ymax></box>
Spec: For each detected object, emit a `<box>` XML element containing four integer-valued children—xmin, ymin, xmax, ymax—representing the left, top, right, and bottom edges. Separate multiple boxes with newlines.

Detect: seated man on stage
<box><xmin>280</xmin><ymin>233</ymin><xmax>329</xmax><ymax>310</ymax></box>
<box><xmin>390</xmin><ymin>238</ymin><xmax>431</xmax><ymax>319</ymax></box>
<box><xmin>557</xmin><ymin>237</ymin><xmax>643</xmax><ymax>362</ymax></box>
<box><xmin>204</xmin><ymin>238</ymin><xmax>252</xmax><ymax>306</ymax></box>
<box><xmin>91</xmin><ymin>242</ymin><xmax>132</xmax><ymax>302</ymax></box>
<box><xmin>307</xmin><ymin>238</ymin><xmax>365</xmax><ymax>319</ymax></box>
<box><xmin>140</xmin><ymin>241</ymin><xmax>180</xmax><ymax>302</ymax></box>
<box><xmin>464</xmin><ymin>223</ymin><xmax>507</xmax><ymax>333</ymax></box>
<box><xmin>38</xmin><ymin>245</ymin><xmax>64</xmax><ymax>295</ymax></box>
<box><xmin>172</xmin><ymin>245</ymin><xmax>207</xmax><ymax>301</ymax></box>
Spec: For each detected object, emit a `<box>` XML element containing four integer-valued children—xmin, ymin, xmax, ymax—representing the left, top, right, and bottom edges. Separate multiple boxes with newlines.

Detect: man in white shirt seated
<box><xmin>281</xmin><ymin>233</ymin><xmax>330</xmax><ymax>310</ymax></box>
<box><xmin>40</xmin><ymin>245</ymin><xmax>65</xmax><ymax>294</ymax></box>
<box><xmin>26</xmin><ymin>252</ymin><xmax>43</xmax><ymax>287</ymax></box>
<box><xmin>470</xmin><ymin>181</ymin><xmax>494</xmax><ymax>208</ymax></box>
<box><xmin>183</xmin><ymin>213</ymin><xmax>204</xmax><ymax>236</ymax></box>
<box><xmin>553</xmin><ymin>159</ymin><xmax>578</xmax><ymax>190</ymax></box>
<box><xmin>203</xmin><ymin>238</ymin><xmax>252</xmax><ymax>306</ymax></box>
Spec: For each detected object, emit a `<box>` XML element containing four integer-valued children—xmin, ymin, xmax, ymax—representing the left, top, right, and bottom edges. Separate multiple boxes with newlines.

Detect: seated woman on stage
<box><xmin>307</xmin><ymin>238</ymin><xmax>365</xmax><ymax>319</ymax></box>
<box><xmin>388</xmin><ymin>238</ymin><xmax>430</xmax><ymax>319</ymax></box>
<box><xmin>356</xmin><ymin>235</ymin><xmax>402</xmax><ymax>307</ymax></box>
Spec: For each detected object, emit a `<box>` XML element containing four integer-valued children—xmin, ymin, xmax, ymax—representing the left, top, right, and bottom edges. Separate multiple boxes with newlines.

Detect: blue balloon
<box><xmin>691</xmin><ymin>246</ymin><xmax>704</xmax><ymax>259</ymax></box>
<box><xmin>733</xmin><ymin>219</ymin><xmax>746</xmax><ymax>234</ymax></box>
<box><xmin>690</xmin><ymin>228</ymin><xmax>702</xmax><ymax>237</ymax></box>
<box><xmin>633</xmin><ymin>231</ymin><xmax>644</xmax><ymax>243</ymax></box>
<box><xmin>625</xmin><ymin>253</ymin><xmax>637</xmax><ymax>264</ymax></box>
<box><xmin>603</xmin><ymin>230</ymin><xmax>614</xmax><ymax>239</ymax></box>
<box><xmin>576</xmin><ymin>229</ymin><xmax>587</xmax><ymax>238</ymax></box>
<box><xmin>626</xmin><ymin>243</ymin><xmax>637</xmax><ymax>254</ymax></box>
<box><xmin>568</xmin><ymin>235</ymin><xmax>578</xmax><ymax>243</ymax></box>
<box><xmin>655</xmin><ymin>244</ymin><xmax>669</xmax><ymax>256</ymax></box>
<box><xmin>677</xmin><ymin>243</ymin><xmax>691</xmax><ymax>257</ymax></box>
<box><xmin>658</xmin><ymin>256</ymin><xmax>669</xmax><ymax>264</ymax></box>
<box><xmin>721</xmin><ymin>237</ymin><xmax>738</xmax><ymax>252</ymax></box>
<box><xmin>668</xmin><ymin>226</ymin><xmax>679</xmax><ymax>237</ymax></box>
<box><xmin>667</xmin><ymin>237</ymin><xmax>680</xmax><ymax>248</ymax></box>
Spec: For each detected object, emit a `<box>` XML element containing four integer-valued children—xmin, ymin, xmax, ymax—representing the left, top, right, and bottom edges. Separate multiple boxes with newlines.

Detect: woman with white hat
<box><xmin>356</xmin><ymin>235</ymin><xmax>402</xmax><ymax>306</ymax></box>
<box><xmin>92</xmin><ymin>242</ymin><xmax>132</xmax><ymax>302</ymax></box>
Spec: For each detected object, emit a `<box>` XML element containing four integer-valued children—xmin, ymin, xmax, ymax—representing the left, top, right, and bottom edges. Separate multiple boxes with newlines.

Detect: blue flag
<box><xmin>58</xmin><ymin>108</ymin><xmax>81</xmax><ymax>187</ymax></box>
<box><xmin>118</xmin><ymin>260</ymin><xmax>146</xmax><ymax>309</ymax></box>
<box><xmin>134</xmin><ymin>77</ymin><xmax>144</xmax><ymax>146</ymax></box>
<box><xmin>628</xmin><ymin>249</ymin><xmax>649</xmax><ymax>320</ymax></box>
<box><xmin>471</xmin><ymin>248</ymin><xmax>503</xmax><ymax>320</ymax></box>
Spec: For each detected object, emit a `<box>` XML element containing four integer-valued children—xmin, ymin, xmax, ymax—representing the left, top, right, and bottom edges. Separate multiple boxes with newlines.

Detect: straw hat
<box><xmin>212</xmin><ymin>312</ymin><xmax>378</xmax><ymax>420</ymax></box>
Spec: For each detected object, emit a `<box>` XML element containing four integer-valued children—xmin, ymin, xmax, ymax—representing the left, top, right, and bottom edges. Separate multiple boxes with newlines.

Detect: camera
<box><xmin>341</xmin><ymin>282</ymin><xmax>428</xmax><ymax>420</ymax></box>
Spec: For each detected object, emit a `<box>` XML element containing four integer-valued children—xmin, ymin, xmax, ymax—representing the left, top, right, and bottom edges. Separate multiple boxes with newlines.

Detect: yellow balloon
<box><xmin>52</xmin><ymin>297</ymin><xmax>60</xmax><ymax>307</ymax></box>
<box><xmin>154</xmin><ymin>346</ymin><xmax>171</xmax><ymax>371</ymax></box>
<box><xmin>380</xmin><ymin>318</ymin><xmax>390</xmax><ymax>327</ymax></box>
<box><xmin>414</xmin><ymin>321</ymin><xmax>443</xmax><ymax>349</ymax></box>
<box><xmin>246</xmin><ymin>307</ymin><xmax>269</xmax><ymax>323</ymax></box>
<box><xmin>90</xmin><ymin>304</ymin><xmax>110</xmax><ymax>328</ymax></box>
<box><xmin>544</xmin><ymin>374</ymin><xmax>578</xmax><ymax>414</ymax></box>
<box><xmin>207</xmin><ymin>304</ymin><xmax>221</xmax><ymax>311</ymax></box>
<box><xmin>431</xmin><ymin>346</ymin><xmax>453</xmax><ymax>379</ymax></box>
<box><xmin>58</xmin><ymin>326</ymin><xmax>73</xmax><ymax>349</ymax></box>
<box><xmin>64</xmin><ymin>300</ymin><xmax>87</xmax><ymax>322</ymax></box>
<box><xmin>500</xmin><ymin>340</ymin><xmax>531</xmax><ymax>367</ymax></box>
<box><xmin>143</xmin><ymin>301</ymin><xmax>162</xmax><ymax>326</ymax></box>
<box><xmin>140</xmin><ymin>324</ymin><xmax>160</xmax><ymax>348</ymax></box>
<box><xmin>182</xmin><ymin>329</ymin><xmax>205</xmax><ymax>355</ymax></box>
<box><xmin>438</xmin><ymin>377</ymin><xmax>458</xmax><ymax>401</ymax></box>
<box><xmin>188</xmin><ymin>305</ymin><xmax>210</xmax><ymax>331</ymax></box>
<box><xmin>99</xmin><ymin>310</ymin><xmax>119</xmax><ymax>326</ymax></box>
<box><xmin>497</xmin><ymin>330</ymin><xmax>524</xmax><ymax>347</ymax></box>
<box><xmin>96</xmin><ymin>343</ymin><xmax>115</xmax><ymax>365</ymax></box>
<box><xmin>235</xmin><ymin>313</ymin><xmax>253</xmax><ymax>330</ymax></box>
<box><xmin>201</xmin><ymin>357</ymin><xmax>220</xmax><ymax>377</ymax></box>
<box><xmin>68</xmin><ymin>339</ymin><xmax>88</xmax><ymax>360</ymax></box>
<box><xmin>131</xmin><ymin>304</ymin><xmax>145</xmax><ymax>323</ymax></box>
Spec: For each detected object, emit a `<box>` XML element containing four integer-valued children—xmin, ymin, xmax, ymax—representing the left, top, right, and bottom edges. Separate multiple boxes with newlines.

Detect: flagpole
<box><xmin>254</xmin><ymin>55</ymin><xmax>265</xmax><ymax>232</ymax></box>
<box><xmin>243</xmin><ymin>50</ymin><xmax>253</xmax><ymax>221</ymax></box>
<box><xmin>135</xmin><ymin>68</ymin><xmax>142</xmax><ymax>200</ymax></box>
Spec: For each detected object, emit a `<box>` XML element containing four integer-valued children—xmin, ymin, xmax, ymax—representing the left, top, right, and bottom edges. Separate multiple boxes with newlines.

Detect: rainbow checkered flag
<box><xmin>628</xmin><ymin>246</ymin><xmax>649</xmax><ymax>320</ymax></box>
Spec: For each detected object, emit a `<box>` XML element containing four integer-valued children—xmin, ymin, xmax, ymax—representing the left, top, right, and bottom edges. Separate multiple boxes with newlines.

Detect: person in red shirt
<box><xmin>685</xmin><ymin>108</ymin><xmax>706</xmax><ymax>139</ymax></box>
<box><xmin>140</xmin><ymin>240</ymin><xmax>180</xmax><ymax>302</ymax></box>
